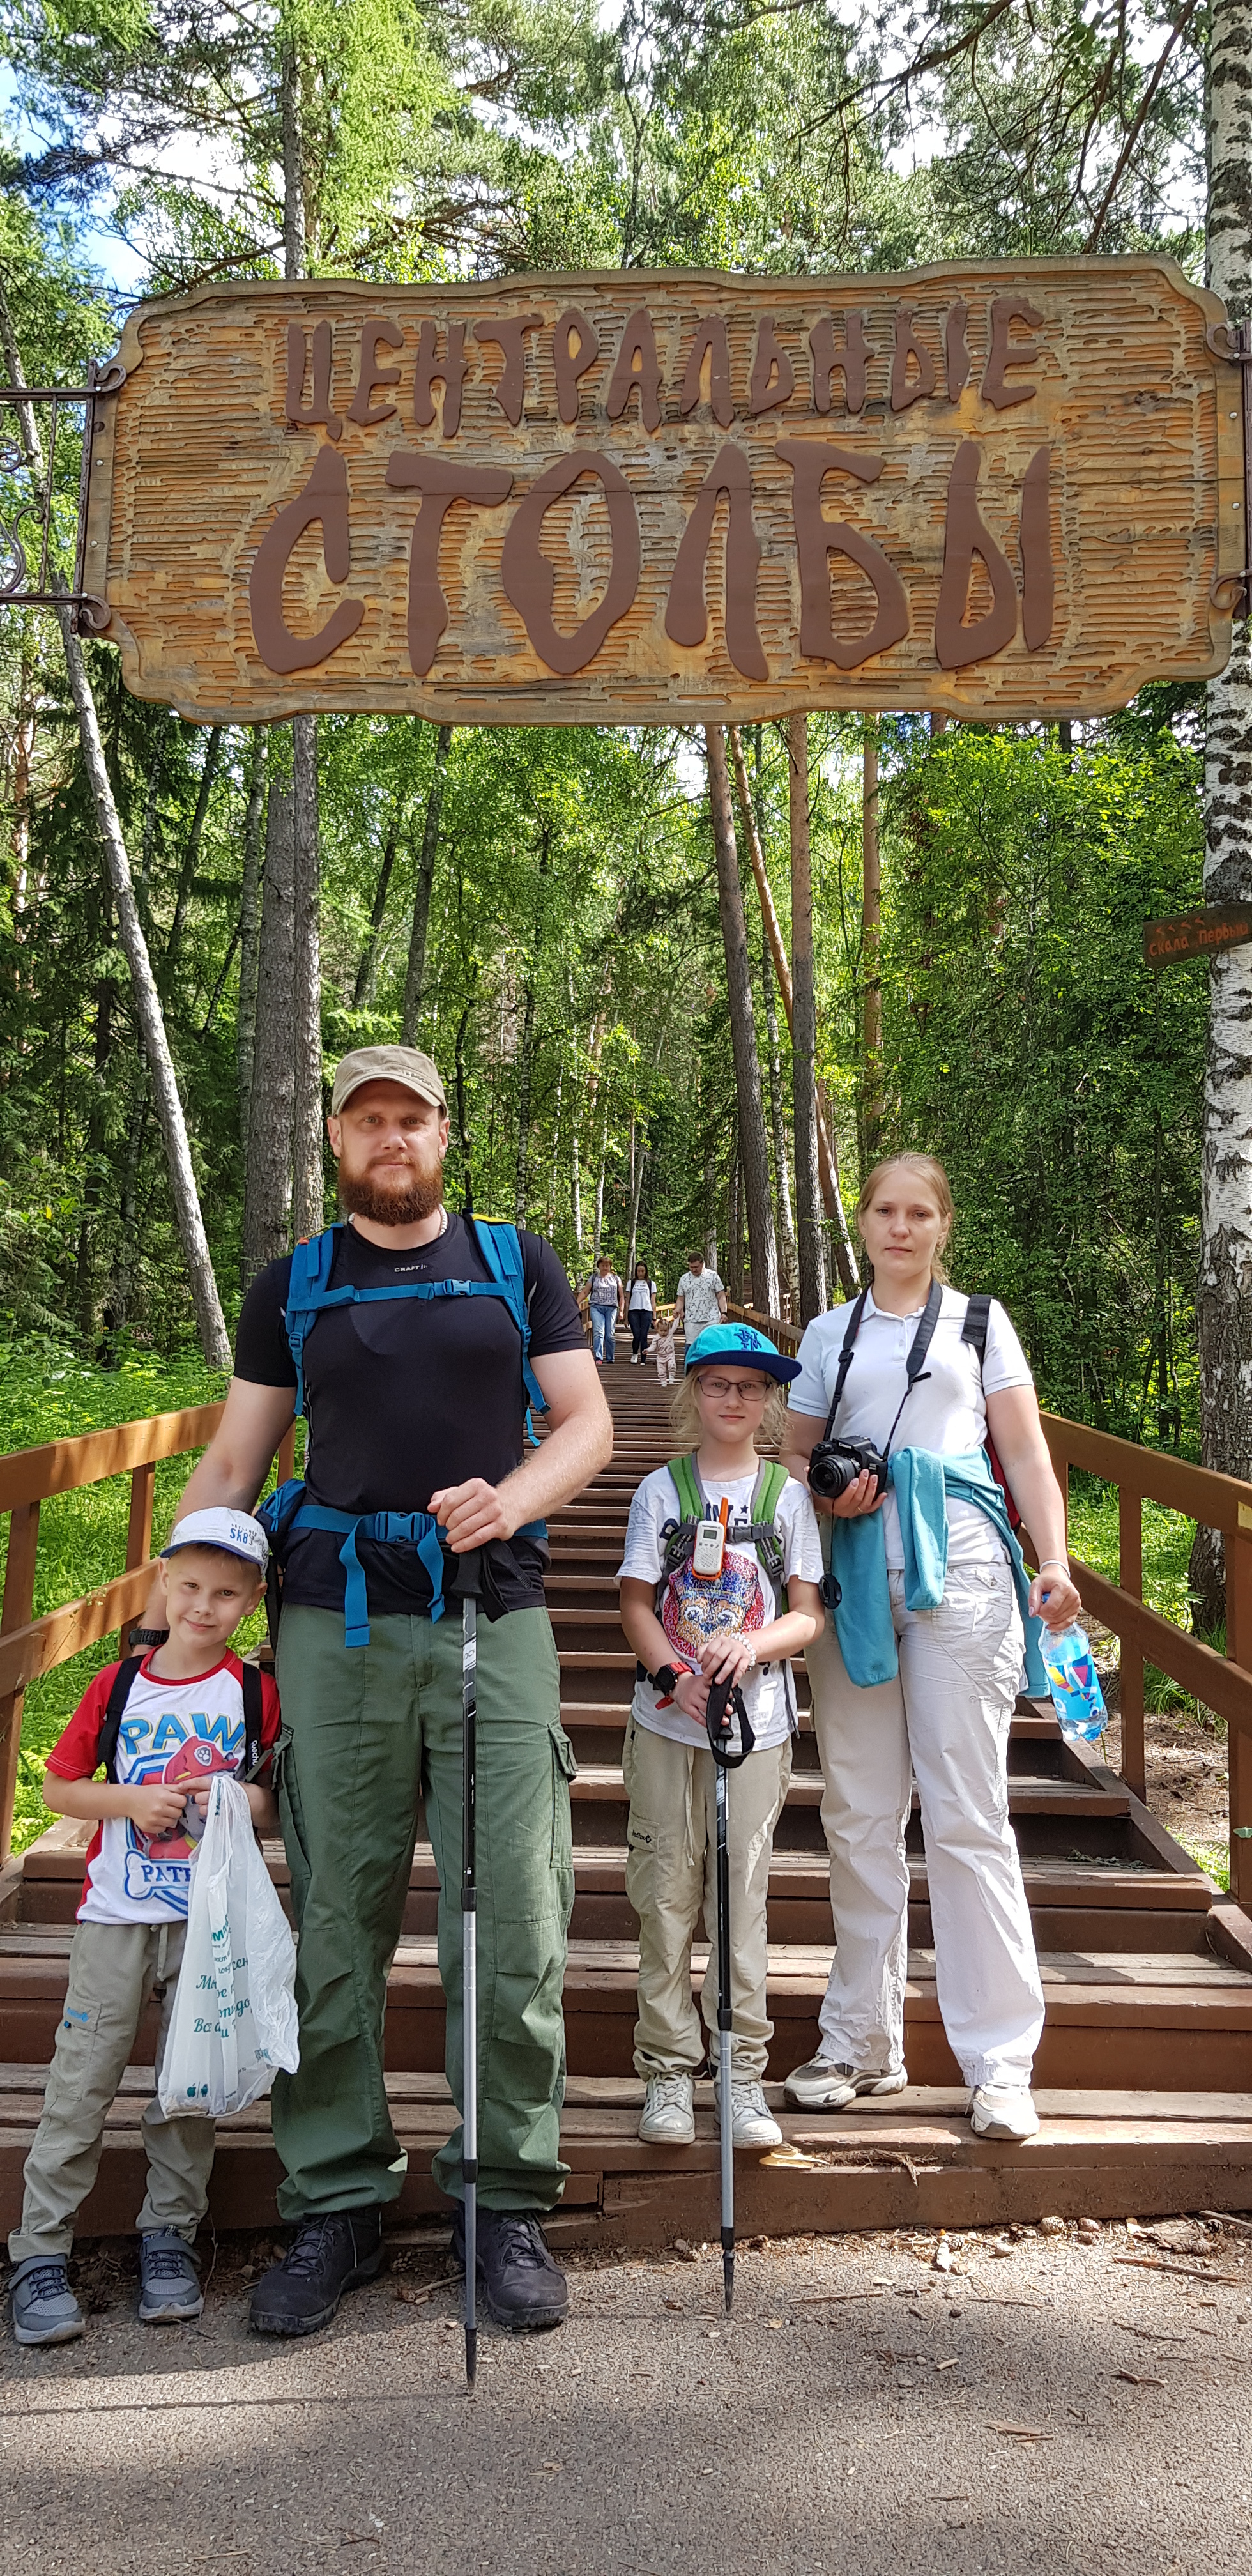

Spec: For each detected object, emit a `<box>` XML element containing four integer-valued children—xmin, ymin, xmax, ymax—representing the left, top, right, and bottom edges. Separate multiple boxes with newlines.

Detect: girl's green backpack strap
<box><xmin>667</xmin><ymin>1453</ymin><xmax>706</xmax><ymax>1522</ymax></box>
<box><xmin>751</xmin><ymin>1459</ymin><xmax>789</xmax><ymax>1526</ymax></box>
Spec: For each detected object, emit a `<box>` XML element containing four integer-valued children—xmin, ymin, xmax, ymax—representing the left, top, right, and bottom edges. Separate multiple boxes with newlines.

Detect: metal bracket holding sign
<box><xmin>0</xmin><ymin>358</ymin><xmax>126</xmax><ymax>632</ymax></box>
<box><xmin>1207</xmin><ymin>317</ymin><xmax>1252</xmax><ymax>617</ymax></box>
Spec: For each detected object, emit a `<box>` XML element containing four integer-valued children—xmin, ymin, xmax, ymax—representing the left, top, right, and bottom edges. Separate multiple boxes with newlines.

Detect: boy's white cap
<box><xmin>162</xmin><ymin>1507</ymin><xmax>269</xmax><ymax>1575</ymax></box>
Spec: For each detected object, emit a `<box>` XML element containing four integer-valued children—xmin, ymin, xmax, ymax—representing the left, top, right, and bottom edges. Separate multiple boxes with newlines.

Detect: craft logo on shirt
<box><xmin>119</xmin><ymin>1710</ymin><xmax>243</xmax><ymax>1913</ymax></box>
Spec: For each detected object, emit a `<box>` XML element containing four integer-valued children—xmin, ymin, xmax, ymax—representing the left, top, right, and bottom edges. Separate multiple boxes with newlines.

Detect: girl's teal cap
<box><xmin>684</xmin><ymin>1323</ymin><xmax>802</xmax><ymax>1383</ymax></box>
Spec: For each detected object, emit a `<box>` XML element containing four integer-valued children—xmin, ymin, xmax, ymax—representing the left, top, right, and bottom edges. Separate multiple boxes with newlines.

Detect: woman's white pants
<box><xmin>805</xmin><ymin>1558</ymin><xmax>1045</xmax><ymax>2091</ymax></box>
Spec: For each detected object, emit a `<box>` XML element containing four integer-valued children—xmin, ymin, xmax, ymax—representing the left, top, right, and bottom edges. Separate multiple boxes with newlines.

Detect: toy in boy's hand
<box><xmin>160</xmin><ymin>1736</ymin><xmax>239</xmax><ymax>1844</ymax></box>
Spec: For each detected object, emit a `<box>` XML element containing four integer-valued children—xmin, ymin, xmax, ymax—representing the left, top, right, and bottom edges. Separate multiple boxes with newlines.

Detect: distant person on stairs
<box><xmin>617</xmin><ymin>1326</ymin><xmax>824</xmax><ymax>2152</ymax></box>
<box><xmin>779</xmin><ymin>1153</ymin><xmax>1083</xmax><ymax>2146</ymax></box>
<box><xmin>584</xmin><ymin>1254</ymin><xmax>625</xmax><ymax>1365</ymax></box>
<box><xmin>674</xmin><ymin>1252</ymin><xmax>726</xmax><ymax>1341</ymax></box>
<box><xmin>627</xmin><ymin>1262</ymin><xmax>657</xmax><ymax>1363</ymax></box>
<box><xmin>141</xmin><ymin>1048</ymin><xmax>612</xmax><ymax>2342</ymax></box>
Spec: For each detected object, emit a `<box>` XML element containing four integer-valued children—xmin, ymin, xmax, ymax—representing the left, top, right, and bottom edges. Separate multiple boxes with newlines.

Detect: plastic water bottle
<box><xmin>1041</xmin><ymin>1622</ymin><xmax>1106</xmax><ymax>1743</ymax></box>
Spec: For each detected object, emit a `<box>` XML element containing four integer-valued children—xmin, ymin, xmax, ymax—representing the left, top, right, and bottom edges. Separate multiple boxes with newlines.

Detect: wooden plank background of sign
<box><xmin>83</xmin><ymin>259</ymin><xmax>1244</xmax><ymax>728</ymax></box>
<box><xmin>1144</xmin><ymin>903</ymin><xmax>1252</xmax><ymax>965</ymax></box>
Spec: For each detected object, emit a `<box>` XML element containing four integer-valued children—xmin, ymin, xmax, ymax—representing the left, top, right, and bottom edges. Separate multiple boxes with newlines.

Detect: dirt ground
<box><xmin>3</xmin><ymin>2214</ymin><xmax>1250</xmax><ymax>2576</ymax></box>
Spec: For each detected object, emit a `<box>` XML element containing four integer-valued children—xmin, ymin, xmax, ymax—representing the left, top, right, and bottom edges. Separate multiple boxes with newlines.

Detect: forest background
<box><xmin>0</xmin><ymin>0</ymin><xmax>1232</xmax><ymax>1844</ymax></box>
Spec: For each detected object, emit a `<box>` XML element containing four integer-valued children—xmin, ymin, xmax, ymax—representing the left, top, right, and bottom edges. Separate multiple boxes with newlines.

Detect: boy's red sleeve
<box><xmin>43</xmin><ymin>1664</ymin><xmax>120</xmax><ymax>1781</ymax></box>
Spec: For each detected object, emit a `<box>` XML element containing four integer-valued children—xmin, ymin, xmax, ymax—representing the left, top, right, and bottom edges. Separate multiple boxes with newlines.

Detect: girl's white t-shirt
<box><xmin>628</xmin><ymin>1278</ymin><xmax>656</xmax><ymax>1311</ymax></box>
<box><xmin>787</xmin><ymin>1286</ymin><xmax>1033</xmax><ymax>1569</ymax></box>
<box><xmin>618</xmin><ymin>1464</ymin><xmax>823</xmax><ymax>1749</ymax></box>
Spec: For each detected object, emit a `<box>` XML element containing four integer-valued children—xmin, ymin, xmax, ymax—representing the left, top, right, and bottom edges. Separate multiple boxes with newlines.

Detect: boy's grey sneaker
<box><xmin>784</xmin><ymin>2057</ymin><xmax>908</xmax><ymax>2112</ymax></box>
<box><xmin>138</xmin><ymin>2230</ymin><xmax>204</xmax><ymax>2323</ymax></box>
<box><xmin>11</xmin><ymin>2257</ymin><xmax>84</xmax><ymax>2347</ymax></box>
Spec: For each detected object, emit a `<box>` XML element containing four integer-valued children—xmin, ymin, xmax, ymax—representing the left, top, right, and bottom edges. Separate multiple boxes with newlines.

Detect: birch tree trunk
<box><xmin>238</xmin><ymin>730</ymin><xmax>264</xmax><ymax>1153</ymax></box>
<box><xmin>860</xmin><ymin>718</ymin><xmax>883</xmax><ymax>1167</ymax></box>
<box><xmin>0</xmin><ymin>296</ymin><xmax>231</xmax><ymax>1370</ymax></box>
<box><xmin>761</xmin><ymin>940</ymin><xmax>798</xmax><ymax>1307</ymax></box>
<box><xmin>705</xmin><ymin>723</ymin><xmax>779</xmax><ymax>1315</ymax></box>
<box><xmin>1194</xmin><ymin>0</ymin><xmax>1252</xmax><ymax>1629</ymax></box>
<box><xmin>627</xmin><ymin>1129</ymin><xmax>648</xmax><ymax>1281</ymax></box>
<box><xmin>401</xmin><ymin>724</ymin><xmax>452</xmax><ymax>1043</ymax></box>
<box><xmin>243</xmin><ymin>781</ymin><xmax>296</xmax><ymax>1285</ymax></box>
<box><xmin>788</xmin><ymin>716</ymin><xmax>829</xmax><ymax>1322</ymax></box>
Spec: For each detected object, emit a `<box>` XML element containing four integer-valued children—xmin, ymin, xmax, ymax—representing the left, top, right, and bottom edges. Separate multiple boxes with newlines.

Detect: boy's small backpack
<box><xmin>655</xmin><ymin>1453</ymin><xmax>797</xmax><ymax>1733</ymax></box>
<box><xmin>96</xmin><ymin>1657</ymin><xmax>267</xmax><ymax>1784</ymax></box>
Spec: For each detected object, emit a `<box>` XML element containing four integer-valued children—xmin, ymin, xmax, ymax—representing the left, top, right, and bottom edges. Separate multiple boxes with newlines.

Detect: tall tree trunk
<box><xmin>592</xmin><ymin>1097</ymin><xmax>609</xmax><ymax>1267</ymax></box>
<box><xmin>290</xmin><ymin>714</ymin><xmax>324</xmax><ymax>1242</ymax></box>
<box><xmin>728</xmin><ymin>723</ymin><xmax>857</xmax><ymax>1293</ymax></box>
<box><xmin>761</xmin><ymin>939</ymin><xmax>798</xmax><ymax>1307</ymax></box>
<box><xmin>705</xmin><ymin>724</ymin><xmax>779</xmax><ymax>1315</ymax></box>
<box><xmin>627</xmin><ymin>1128</ymin><xmax>648</xmax><ymax>1282</ymax></box>
<box><xmin>75</xmin><ymin>965</ymin><xmax>114</xmax><ymax>1346</ymax></box>
<box><xmin>861</xmin><ymin>717</ymin><xmax>883</xmax><ymax>1167</ymax></box>
<box><xmin>1193</xmin><ymin>0</ymin><xmax>1252</xmax><ymax>1633</ymax></box>
<box><xmin>547</xmin><ymin>1056</ymin><xmax>563</xmax><ymax>1238</ymax></box>
<box><xmin>105</xmin><ymin>1059</ymin><xmax>148</xmax><ymax>1365</ymax></box>
<box><xmin>789</xmin><ymin>716</ymin><xmax>829</xmax><ymax>1323</ymax></box>
<box><xmin>514</xmin><ymin>820</ymin><xmax>549</xmax><ymax>1225</ymax></box>
<box><xmin>238</xmin><ymin>730</ymin><xmax>264</xmax><ymax>1153</ymax></box>
<box><xmin>0</xmin><ymin>270</ymin><xmax>230</xmax><ymax>1367</ymax></box>
<box><xmin>353</xmin><ymin>815</ymin><xmax>400</xmax><ymax>1008</ymax></box>
<box><xmin>242</xmin><ymin>780</ymin><xmax>296</xmax><ymax>1285</ymax></box>
<box><xmin>727</xmin><ymin>1150</ymin><xmax>744</xmax><ymax>1308</ymax></box>
<box><xmin>568</xmin><ymin>974</ymin><xmax>584</xmax><ymax>1257</ymax></box>
<box><xmin>401</xmin><ymin>724</ymin><xmax>452</xmax><ymax>1044</ymax></box>
<box><xmin>162</xmin><ymin>724</ymin><xmax>222</xmax><ymax>974</ymax></box>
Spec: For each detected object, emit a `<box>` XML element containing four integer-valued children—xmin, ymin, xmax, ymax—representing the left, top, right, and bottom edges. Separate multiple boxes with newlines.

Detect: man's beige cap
<box><xmin>330</xmin><ymin>1045</ymin><xmax>448</xmax><ymax>1116</ymax></box>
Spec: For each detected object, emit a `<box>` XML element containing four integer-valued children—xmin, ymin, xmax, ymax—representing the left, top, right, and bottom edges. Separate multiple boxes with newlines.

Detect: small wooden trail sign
<box><xmin>1143</xmin><ymin>903</ymin><xmax>1252</xmax><ymax>966</ymax></box>
<box><xmin>84</xmin><ymin>258</ymin><xmax>1244</xmax><ymax>728</ymax></box>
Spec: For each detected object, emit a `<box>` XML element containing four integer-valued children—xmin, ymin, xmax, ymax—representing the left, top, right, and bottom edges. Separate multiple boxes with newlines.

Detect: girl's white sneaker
<box><xmin>715</xmin><ymin>2078</ymin><xmax>782</xmax><ymax>2149</ymax></box>
<box><xmin>970</xmin><ymin>2084</ymin><xmax>1040</xmax><ymax>2140</ymax></box>
<box><xmin>638</xmin><ymin>2073</ymin><xmax>696</xmax><ymax>2143</ymax></box>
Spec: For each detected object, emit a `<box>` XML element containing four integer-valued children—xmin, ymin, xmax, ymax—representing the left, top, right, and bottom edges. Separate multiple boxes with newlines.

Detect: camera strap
<box><xmin>821</xmin><ymin>1278</ymin><xmax>944</xmax><ymax>1453</ymax></box>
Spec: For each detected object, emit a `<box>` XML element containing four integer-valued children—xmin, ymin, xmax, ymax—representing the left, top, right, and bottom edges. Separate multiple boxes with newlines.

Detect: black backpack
<box><xmin>97</xmin><ymin>1655</ymin><xmax>268</xmax><ymax>1784</ymax></box>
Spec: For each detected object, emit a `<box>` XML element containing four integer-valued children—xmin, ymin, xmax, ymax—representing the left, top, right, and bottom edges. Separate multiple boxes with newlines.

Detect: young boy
<box><xmin>8</xmin><ymin>1508</ymin><xmax>280</xmax><ymax>2348</ymax></box>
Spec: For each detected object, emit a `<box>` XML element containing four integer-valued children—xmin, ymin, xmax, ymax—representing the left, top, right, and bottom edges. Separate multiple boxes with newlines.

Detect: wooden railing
<box><xmin>0</xmin><ymin>1405</ymin><xmax>296</xmax><ymax>1857</ymax></box>
<box><xmin>727</xmin><ymin>1300</ymin><xmax>1252</xmax><ymax>1908</ymax></box>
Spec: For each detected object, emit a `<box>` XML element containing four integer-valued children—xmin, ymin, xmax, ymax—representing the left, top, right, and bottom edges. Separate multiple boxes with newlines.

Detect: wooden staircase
<box><xmin>3</xmin><ymin>1349</ymin><xmax>1251</xmax><ymax>2248</ymax></box>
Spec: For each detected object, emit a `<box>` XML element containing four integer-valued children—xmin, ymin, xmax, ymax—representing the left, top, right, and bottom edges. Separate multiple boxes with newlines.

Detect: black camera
<box><xmin>808</xmin><ymin>1435</ymin><xmax>890</xmax><ymax>1504</ymax></box>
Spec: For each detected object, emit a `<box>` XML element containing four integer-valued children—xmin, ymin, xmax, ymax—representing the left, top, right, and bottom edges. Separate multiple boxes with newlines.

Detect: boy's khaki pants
<box><xmin>10</xmin><ymin>1919</ymin><xmax>214</xmax><ymax>2264</ymax></box>
<box><xmin>623</xmin><ymin>1718</ymin><xmax>791</xmax><ymax>2081</ymax></box>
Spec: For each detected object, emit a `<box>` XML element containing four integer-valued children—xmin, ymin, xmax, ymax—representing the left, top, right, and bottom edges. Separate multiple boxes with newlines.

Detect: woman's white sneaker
<box><xmin>715</xmin><ymin>2079</ymin><xmax>783</xmax><ymax>2149</ymax></box>
<box><xmin>783</xmin><ymin>2057</ymin><xmax>908</xmax><ymax>2112</ymax></box>
<box><xmin>638</xmin><ymin>2073</ymin><xmax>696</xmax><ymax>2143</ymax></box>
<box><xmin>970</xmin><ymin>2084</ymin><xmax>1040</xmax><ymax>2140</ymax></box>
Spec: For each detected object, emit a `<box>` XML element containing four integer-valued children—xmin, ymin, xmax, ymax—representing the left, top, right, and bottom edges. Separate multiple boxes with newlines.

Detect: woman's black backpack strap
<box><xmin>961</xmin><ymin>1292</ymin><xmax>992</xmax><ymax>1377</ymax></box>
<box><xmin>97</xmin><ymin>1655</ymin><xmax>144</xmax><ymax>1783</ymax></box>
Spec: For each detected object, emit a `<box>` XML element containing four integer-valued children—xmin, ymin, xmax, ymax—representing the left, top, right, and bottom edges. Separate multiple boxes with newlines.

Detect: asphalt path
<box><xmin>2</xmin><ymin>2217</ymin><xmax>1249</xmax><ymax>2575</ymax></box>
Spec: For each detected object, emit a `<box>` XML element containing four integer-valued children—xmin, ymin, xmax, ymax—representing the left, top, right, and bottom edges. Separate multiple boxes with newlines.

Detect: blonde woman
<box><xmin>618</xmin><ymin>1325</ymin><xmax>824</xmax><ymax>2150</ymax></box>
<box><xmin>779</xmin><ymin>1155</ymin><xmax>1081</xmax><ymax>2143</ymax></box>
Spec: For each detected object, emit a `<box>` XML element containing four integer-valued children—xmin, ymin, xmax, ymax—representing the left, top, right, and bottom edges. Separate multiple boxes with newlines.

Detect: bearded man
<box><xmin>152</xmin><ymin>1048</ymin><xmax>611</xmax><ymax>2337</ymax></box>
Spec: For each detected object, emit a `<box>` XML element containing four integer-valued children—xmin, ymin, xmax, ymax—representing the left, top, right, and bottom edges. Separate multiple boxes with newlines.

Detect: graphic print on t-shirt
<box><xmin>45</xmin><ymin>1652</ymin><xmax>280</xmax><ymax>1926</ymax></box>
<box><xmin>660</xmin><ymin>1547</ymin><xmax>767</xmax><ymax>1668</ymax></box>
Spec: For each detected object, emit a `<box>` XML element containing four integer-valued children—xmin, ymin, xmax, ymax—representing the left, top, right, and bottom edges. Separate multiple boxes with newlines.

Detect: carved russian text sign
<box><xmin>86</xmin><ymin>260</ymin><xmax>1242</xmax><ymax>726</ymax></box>
<box><xmin>1144</xmin><ymin>903</ymin><xmax>1252</xmax><ymax>965</ymax></box>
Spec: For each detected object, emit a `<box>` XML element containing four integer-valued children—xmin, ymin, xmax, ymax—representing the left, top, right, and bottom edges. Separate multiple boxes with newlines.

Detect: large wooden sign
<box><xmin>85</xmin><ymin>260</ymin><xmax>1242</xmax><ymax>727</ymax></box>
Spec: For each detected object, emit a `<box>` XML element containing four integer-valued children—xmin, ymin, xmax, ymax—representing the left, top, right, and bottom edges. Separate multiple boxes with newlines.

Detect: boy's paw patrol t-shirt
<box><xmin>47</xmin><ymin>1651</ymin><xmax>281</xmax><ymax>1925</ymax></box>
<box><xmin>618</xmin><ymin>1466</ymin><xmax>822</xmax><ymax>1749</ymax></box>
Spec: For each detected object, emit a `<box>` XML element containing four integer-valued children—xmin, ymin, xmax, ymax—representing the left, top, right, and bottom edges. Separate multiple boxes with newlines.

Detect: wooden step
<box><xmin>4</xmin><ymin>1925</ymin><xmax>1248</xmax><ymax>2090</ymax></box>
<box><xmin>3</xmin><ymin>2064</ymin><xmax>1249</xmax><ymax>2243</ymax></box>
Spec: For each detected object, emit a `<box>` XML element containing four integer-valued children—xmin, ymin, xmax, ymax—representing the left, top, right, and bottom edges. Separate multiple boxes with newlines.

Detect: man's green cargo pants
<box><xmin>271</xmin><ymin>1602</ymin><xmax>576</xmax><ymax>2219</ymax></box>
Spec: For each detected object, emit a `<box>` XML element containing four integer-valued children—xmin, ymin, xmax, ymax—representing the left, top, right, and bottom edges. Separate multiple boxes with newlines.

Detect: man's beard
<box><xmin>339</xmin><ymin>1154</ymin><xmax>445</xmax><ymax>1228</ymax></box>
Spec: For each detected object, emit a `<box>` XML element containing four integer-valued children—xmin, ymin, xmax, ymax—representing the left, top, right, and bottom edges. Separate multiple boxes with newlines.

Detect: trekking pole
<box><xmin>461</xmin><ymin>1590</ymin><xmax>478</xmax><ymax>2389</ymax></box>
<box><xmin>705</xmin><ymin>1671</ymin><xmax>751</xmax><ymax>2320</ymax></box>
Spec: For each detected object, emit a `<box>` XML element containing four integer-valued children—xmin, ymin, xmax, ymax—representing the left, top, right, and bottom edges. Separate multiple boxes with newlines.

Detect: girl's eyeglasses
<box><xmin>696</xmin><ymin>1376</ymin><xmax>772</xmax><ymax>1400</ymax></box>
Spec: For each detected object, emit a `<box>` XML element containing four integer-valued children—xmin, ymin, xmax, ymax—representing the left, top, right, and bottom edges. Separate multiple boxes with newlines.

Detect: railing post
<box><xmin>0</xmin><ymin>1502</ymin><xmax>40</xmax><ymax>1860</ymax></box>
<box><xmin>125</xmin><ymin>1458</ymin><xmax>156</xmax><ymax>1570</ymax></box>
<box><xmin>1118</xmin><ymin>1485</ymin><xmax>1147</xmax><ymax>1800</ymax></box>
<box><xmin>1224</xmin><ymin>1508</ymin><xmax>1252</xmax><ymax>1909</ymax></box>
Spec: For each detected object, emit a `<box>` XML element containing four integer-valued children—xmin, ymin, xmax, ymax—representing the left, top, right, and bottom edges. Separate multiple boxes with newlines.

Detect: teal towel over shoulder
<box><xmin>827</xmin><ymin>1445</ymin><xmax>1047</xmax><ymax>1693</ymax></box>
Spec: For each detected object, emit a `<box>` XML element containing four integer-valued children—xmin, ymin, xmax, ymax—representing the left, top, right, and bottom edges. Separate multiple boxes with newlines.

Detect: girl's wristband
<box><xmin>1039</xmin><ymin>1558</ymin><xmax>1071</xmax><ymax>1574</ymax></box>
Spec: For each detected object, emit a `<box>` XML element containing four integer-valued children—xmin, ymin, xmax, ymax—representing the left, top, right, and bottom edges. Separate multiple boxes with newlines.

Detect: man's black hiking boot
<box><xmin>450</xmin><ymin>2206</ymin><xmax>568</xmax><ymax>2333</ymax></box>
<box><xmin>249</xmin><ymin>2209</ymin><xmax>383</xmax><ymax>2337</ymax></box>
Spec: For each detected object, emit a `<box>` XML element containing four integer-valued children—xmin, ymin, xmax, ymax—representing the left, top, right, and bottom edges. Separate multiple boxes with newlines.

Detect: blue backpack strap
<box><xmin>470</xmin><ymin>1216</ymin><xmax>548</xmax><ymax>1431</ymax></box>
<box><xmin>284</xmin><ymin>1227</ymin><xmax>342</xmax><ymax>1420</ymax></box>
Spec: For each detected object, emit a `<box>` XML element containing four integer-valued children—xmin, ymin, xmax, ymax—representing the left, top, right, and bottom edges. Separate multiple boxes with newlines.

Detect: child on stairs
<box><xmin>7</xmin><ymin>1509</ymin><xmax>280</xmax><ymax>2348</ymax></box>
<box><xmin>616</xmin><ymin>1326</ymin><xmax>824</xmax><ymax>2150</ymax></box>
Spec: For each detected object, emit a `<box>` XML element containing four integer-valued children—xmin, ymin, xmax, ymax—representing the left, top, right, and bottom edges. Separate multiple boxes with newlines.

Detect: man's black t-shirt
<box><xmin>234</xmin><ymin>1214</ymin><xmax>586</xmax><ymax>1617</ymax></box>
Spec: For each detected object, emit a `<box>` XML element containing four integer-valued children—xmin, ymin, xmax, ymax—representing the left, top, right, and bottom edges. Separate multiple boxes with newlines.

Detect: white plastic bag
<box><xmin>159</xmin><ymin>1773</ymin><xmax>299</xmax><ymax>2120</ymax></box>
